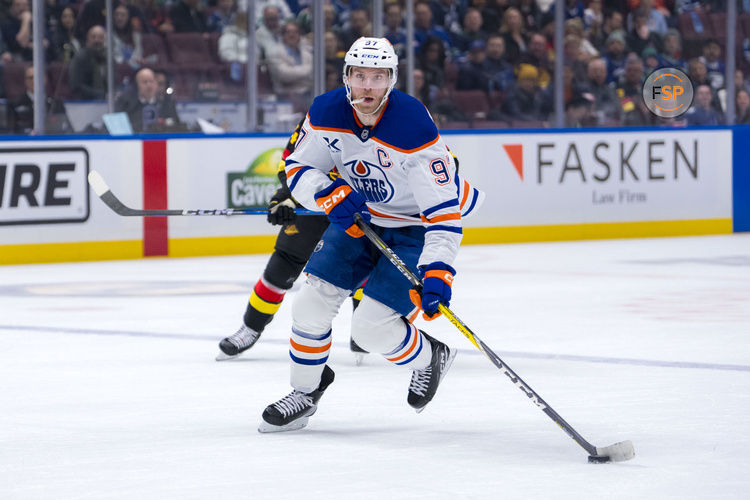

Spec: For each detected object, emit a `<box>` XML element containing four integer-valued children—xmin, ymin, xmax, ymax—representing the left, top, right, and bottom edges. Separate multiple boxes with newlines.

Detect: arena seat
<box><xmin>451</xmin><ymin>89</ymin><xmax>490</xmax><ymax>120</ymax></box>
<box><xmin>3</xmin><ymin>61</ymin><xmax>28</xmax><ymax>100</ymax></box>
<box><xmin>166</xmin><ymin>32</ymin><xmax>214</xmax><ymax>65</ymax></box>
<box><xmin>140</xmin><ymin>33</ymin><xmax>170</xmax><ymax>66</ymax></box>
<box><xmin>47</xmin><ymin>61</ymin><xmax>72</xmax><ymax>100</ymax></box>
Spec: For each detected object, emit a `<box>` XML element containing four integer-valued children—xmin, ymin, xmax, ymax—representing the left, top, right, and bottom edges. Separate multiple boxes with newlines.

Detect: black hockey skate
<box><xmin>258</xmin><ymin>365</ymin><xmax>335</xmax><ymax>433</ymax></box>
<box><xmin>216</xmin><ymin>324</ymin><xmax>261</xmax><ymax>361</ymax></box>
<box><xmin>407</xmin><ymin>332</ymin><xmax>456</xmax><ymax>413</ymax></box>
<box><xmin>350</xmin><ymin>337</ymin><xmax>368</xmax><ymax>366</ymax></box>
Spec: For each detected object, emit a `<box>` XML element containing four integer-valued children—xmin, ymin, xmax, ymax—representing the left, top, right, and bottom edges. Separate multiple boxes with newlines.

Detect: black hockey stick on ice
<box><xmin>88</xmin><ymin>171</ymin><xmax>315</xmax><ymax>217</ymax></box>
<box><xmin>354</xmin><ymin>214</ymin><xmax>635</xmax><ymax>464</ymax></box>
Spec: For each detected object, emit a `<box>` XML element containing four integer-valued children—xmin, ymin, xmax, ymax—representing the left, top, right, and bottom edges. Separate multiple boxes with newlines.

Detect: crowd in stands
<box><xmin>1</xmin><ymin>0</ymin><xmax>750</xmax><ymax>133</ymax></box>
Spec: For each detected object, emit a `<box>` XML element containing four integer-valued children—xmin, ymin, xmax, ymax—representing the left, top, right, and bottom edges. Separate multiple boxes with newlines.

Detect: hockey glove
<box><xmin>267</xmin><ymin>185</ymin><xmax>296</xmax><ymax>226</ymax></box>
<box><xmin>409</xmin><ymin>262</ymin><xmax>455</xmax><ymax>321</ymax></box>
<box><xmin>314</xmin><ymin>178</ymin><xmax>371</xmax><ymax>238</ymax></box>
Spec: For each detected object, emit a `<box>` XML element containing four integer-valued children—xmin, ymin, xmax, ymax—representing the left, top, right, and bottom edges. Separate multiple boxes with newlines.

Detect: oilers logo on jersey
<box><xmin>345</xmin><ymin>159</ymin><xmax>395</xmax><ymax>203</ymax></box>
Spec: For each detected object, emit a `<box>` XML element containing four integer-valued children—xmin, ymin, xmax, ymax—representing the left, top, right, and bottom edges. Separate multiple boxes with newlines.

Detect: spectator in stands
<box><xmin>76</xmin><ymin>0</ymin><xmax>106</xmax><ymax>40</ymax></box>
<box><xmin>686</xmin><ymin>84</ymin><xmax>723</xmax><ymax>125</ymax></box>
<box><xmin>659</xmin><ymin>29</ymin><xmax>686</xmax><ymax>72</ymax></box>
<box><xmin>169</xmin><ymin>0</ymin><xmax>208</xmax><ymax>33</ymax></box>
<box><xmin>132</xmin><ymin>0</ymin><xmax>171</xmax><ymax>35</ymax></box>
<box><xmin>563</xmin><ymin>34</ymin><xmax>587</xmax><ymax>83</ymax></box>
<box><xmin>429</xmin><ymin>0</ymin><xmax>463</xmax><ymax>34</ymax></box>
<box><xmin>256</xmin><ymin>5</ymin><xmax>283</xmax><ymax>62</ymax></box>
<box><xmin>700</xmin><ymin>39</ymin><xmax>725</xmax><ymax>91</ymax></box>
<box><xmin>0</xmin><ymin>27</ymin><xmax>10</xmax><ymax>63</ymax></box>
<box><xmin>617</xmin><ymin>54</ymin><xmax>651</xmax><ymax>126</ymax></box>
<box><xmin>69</xmin><ymin>25</ymin><xmax>107</xmax><ymax>100</ymax></box>
<box><xmin>412</xmin><ymin>67</ymin><xmax>430</xmax><ymax>106</ymax></box>
<box><xmin>53</xmin><ymin>6</ymin><xmax>80</xmax><ymax>63</ymax></box>
<box><xmin>483</xmin><ymin>34</ymin><xmax>514</xmax><ymax>91</ymax></box>
<box><xmin>417</xmin><ymin>36</ymin><xmax>446</xmax><ymax>99</ymax></box>
<box><xmin>115</xmin><ymin>67</ymin><xmax>182</xmax><ymax>133</ymax></box>
<box><xmin>736</xmin><ymin>89</ymin><xmax>750</xmax><ymax>124</ymax></box>
<box><xmin>499</xmin><ymin>63</ymin><xmax>551</xmax><ymax>123</ymax></box>
<box><xmin>339</xmin><ymin>8</ymin><xmax>370</xmax><ymax>49</ymax></box>
<box><xmin>603</xmin><ymin>29</ymin><xmax>627</xmax><ymax>83</ymax></box>
<box><xmin>154</xmin><ymin>68</ymin><xmax>172</xmax><ymax>98</ymax></box>
<box><xmin>518</xmin><ymin>0</ymin><xmax>543</xmax><ymax>33</ymax></box>
<box><xmin>267</xmin><ymin>21</ymin><xmax>312</xmax><ymax>108</ymax></box>
<box><xmin>456</xmin><ymin>40</ymin><xmax>489</xmax><ymax>91</ymax></box>
<box><xmin>476</xmin><ymin>0</ymin><xmax>502</xmax><ymax>34</ymax></box>
<box><xmin>1</xmin><ymin>0</ymin><xmax>44</xmax><ymax>62</ymax></box>
<box><xmin>564</xmin><ymin>17</ymin><xmax>598</xmax><ymax>60</ymax></box>
<box><xmin>451</xmin><ymin>7</ymin><xmax>487</xmax><ymax>55</ymax></box>
<box><xmin>580</xmin><ymin>57</ymin><xmax>621</xmax><ymax>125</ymax></box>
<box><xmin>687</xmin><ymin>57</ymin><xmax>712</xmax><ymax>91</ymax></box>
<box><xmin>627</xmin><ymin>0</ymin><xmax>667</xmax><ymax>36</ymax></box>
<box><xmin>520</xmin><ymin>32</ymin><xmax>551</xmax><ymax>89</ymax></box>
<box><xmin>112</xmin><ymin>4</ymin><xmax>145</xmax><ymax>68</ymax></box>
<box><xmin>207</xmin><ymin>0</ymin><xmax>235</xmax><ymax>33</ymax></box>
<box><xmin>383</xmin><ymin>3</ymin><xmax>406</xmax><ymax>58</ymax></box>
<box><xmin>219</xmin><ymin>10</ymin><xmax>248</xmax><ymax>67</ymax></box>
<box><xmin>590</xmin><ymin>9</ymin><xmax>624</xmax><ymax>51</ymax></box>
<box><xmin>642</xmin><ymin>47</ymin><xmax>661</xmax><ymax>72</ymax></box>
<box><xmin>735</xmin><ymin>69</ymin><xmax>750</xmax><ymax>96</ymax></box>
<box><xmin>499</xmin><ymin>7</ymin><xmax>526</xmax><ymax>65</ymax></box>
<box><xmin>414</xmin><ymin>1</ymin><xmax>451</xmax><ymax>52</ymax></box>
<box><xmin>565</xmin><ymin>94</ymin><xmax>595</xmax><ymax>127</ymax></box>
<box><xmin>583</xmin><ymin>0</ymin><xmax>603</xmax><ymax>31</ymax></box>
<box><xmin>254</xmin><ymin>0</ymin><xmax>292</xmax><ymax>26</ymax></box>
<box><xmin>543</xmin><ymin>0</ymin><xmax>585</xmax><ymax>25</ymax></box>
<box><xmin>8</xmin><ymin>65</ymin><xmax>72</xmax><ymax>134</ymax></box>
<box><xmin>324</xmin><ymin>30</ymin><xmax>344</xmax><ymax>74</ymax></box>
<box><xmin>626</xmin><ymin>7</ymin><xmax>662</xmax><ymax>58</ymax></box>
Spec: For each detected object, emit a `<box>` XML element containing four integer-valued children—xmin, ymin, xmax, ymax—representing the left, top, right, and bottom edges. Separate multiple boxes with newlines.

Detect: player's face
<box><xmin>348</xmin><ymin>66</ymin><xmax>390</xmax><ymax>114</ymax></box>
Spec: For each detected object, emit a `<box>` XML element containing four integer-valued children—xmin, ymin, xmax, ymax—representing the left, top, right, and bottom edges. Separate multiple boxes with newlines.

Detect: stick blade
<box><xmin>88</xmin><ymin>170</ymin><xmax>110</xmax><ymax>196</ymax></box>
<box><xmin>591</xmin><ymin>440</ymin><xmax>635</xmax><ymax>463</ymax></box>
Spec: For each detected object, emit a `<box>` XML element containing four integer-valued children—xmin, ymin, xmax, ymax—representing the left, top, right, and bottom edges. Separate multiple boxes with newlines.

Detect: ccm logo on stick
<box><xmin>0</xmin><ymin>147</ymin><xmax>90</xmax><ymax>226</ymax></box>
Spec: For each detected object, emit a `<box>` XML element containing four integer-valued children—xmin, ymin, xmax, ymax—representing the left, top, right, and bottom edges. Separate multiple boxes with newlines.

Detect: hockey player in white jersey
<box><xmin>259</xmin><ymin>37</ymin><xmax>483</xmax><ymax>432</ymax></box>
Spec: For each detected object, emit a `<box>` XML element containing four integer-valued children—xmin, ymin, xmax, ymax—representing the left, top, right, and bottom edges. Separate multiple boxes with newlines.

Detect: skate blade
<box><xmin>414</xmin><ymin>350</ymin><xmax>457</xmax><ymax>414</ymax></box>
<box><xmin>215</xmin><ymin>351</ymin><xmax>239</xmax><ymax>362</ymax></box>
<box><xmin>354</xmin><ymin>353</ymin><xmax>366</xmax><ymax>366</ymax></box>
<box><xmin>257</xmin><ymin>416</ymin><xmax>310</xmax><ymax>433</ymax></box>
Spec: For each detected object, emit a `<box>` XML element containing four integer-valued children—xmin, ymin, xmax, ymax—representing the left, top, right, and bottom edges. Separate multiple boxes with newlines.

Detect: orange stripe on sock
<box><xmin>290</xmin><ymin>339</ymin><xmax>332</xmax><ymax>354</ymax></box>
<box><xmin>387</xmin><ymin>326</ymin><xmax>419</xmax><ymax>362</ymax></box>
<box><xmin>407</xmin><ymin>308</ymin><xmax>420</xmax><ymax>323</ymax></box>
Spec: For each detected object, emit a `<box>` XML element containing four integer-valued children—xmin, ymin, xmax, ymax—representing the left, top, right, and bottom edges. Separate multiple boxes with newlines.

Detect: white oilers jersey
<box><xmin>285</xmin><ymin>87</ymin><xmax>483</xmax><ymax>267</ymax></box>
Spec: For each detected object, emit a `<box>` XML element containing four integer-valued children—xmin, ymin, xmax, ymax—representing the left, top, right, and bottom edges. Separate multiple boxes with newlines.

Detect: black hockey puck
<box><xmin>588</xmin><ymin>455</ymin><xmax>611</xmax><ymax>464</ymax></box>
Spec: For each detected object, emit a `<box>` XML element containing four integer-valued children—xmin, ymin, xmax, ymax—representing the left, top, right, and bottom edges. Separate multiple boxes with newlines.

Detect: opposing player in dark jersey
<box><xmin>216</xmin><ymin>118</ymin><xmax>368</xmax><ymax>363</ymax></box>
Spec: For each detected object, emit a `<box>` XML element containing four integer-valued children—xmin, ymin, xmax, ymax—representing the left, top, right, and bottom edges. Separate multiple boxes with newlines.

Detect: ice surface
<box><xmin>1</xmin><ymin>234</ymin><xmax>749</xmax><ymax>499</ymax></box>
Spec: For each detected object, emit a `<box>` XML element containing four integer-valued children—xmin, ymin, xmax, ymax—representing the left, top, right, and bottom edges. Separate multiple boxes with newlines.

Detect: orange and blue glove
<box><xmin>315</xmin><ymin>178</ymin><xmax>371</xmax><ymax>238</ymax></box>
<box><xmin>409</xmin><ymin>262</ymin><xmax>455</xmax><ymax>320</ymax></box>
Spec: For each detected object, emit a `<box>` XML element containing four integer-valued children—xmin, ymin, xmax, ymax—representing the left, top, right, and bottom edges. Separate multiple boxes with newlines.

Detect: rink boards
<box><xmin>0</xmin><ymin>126</ymin><xmax>741</xmax><ymax>264</ymax></box>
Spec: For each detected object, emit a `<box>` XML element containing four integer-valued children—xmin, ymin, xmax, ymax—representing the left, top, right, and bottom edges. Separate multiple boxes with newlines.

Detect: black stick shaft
<box><xmin>353</xmin><ymin>214</ymin><xmax>599</xmax><ymax>457</ymax></box>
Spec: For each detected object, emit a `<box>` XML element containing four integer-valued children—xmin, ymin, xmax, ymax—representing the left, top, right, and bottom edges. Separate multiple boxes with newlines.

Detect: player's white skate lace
<box><xmin>408</xmin><ymin>365</ymin><xmax>432</xmax><ymax>397</ymax></box>
<box><xmin>215</xmin><ymin>324</ymin><xmax>261</xmax><ymax>361</ymax></box>
<box><xmin>272</xmin><ymin>391</ymin><xmax>315</xmax><ymax>417</ymax></box>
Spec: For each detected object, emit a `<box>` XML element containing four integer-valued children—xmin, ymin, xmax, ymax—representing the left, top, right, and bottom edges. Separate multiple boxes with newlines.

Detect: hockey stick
<box><xmin>354</xmin><ymin>214</ymin><xmax>634</xmax><ymax>464</ymax></box>
<box><xmin>87</xmin><ymin>171</ymin><xmax>315</xmax><ymax>217</ymax></box>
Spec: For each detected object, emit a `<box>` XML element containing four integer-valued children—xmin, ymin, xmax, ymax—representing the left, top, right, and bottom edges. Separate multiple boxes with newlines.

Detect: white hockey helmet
<box><xmin>343</xmin><ymin>37</ymin><xmax>399</xmax><ymax>115</ymax></box>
